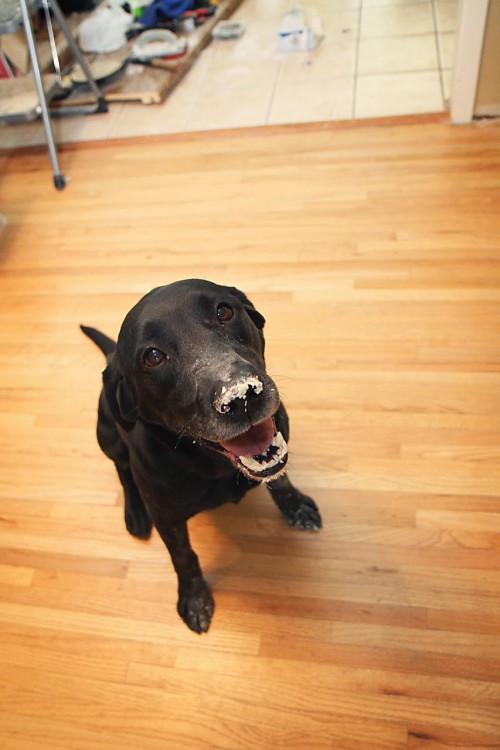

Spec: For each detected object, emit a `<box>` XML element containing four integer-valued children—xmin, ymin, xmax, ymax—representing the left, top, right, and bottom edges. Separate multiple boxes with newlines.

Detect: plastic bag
<box><xmin>79</xmin><ymin>5</ymin><xmax>132</xmax><ymax>54</ymax></box>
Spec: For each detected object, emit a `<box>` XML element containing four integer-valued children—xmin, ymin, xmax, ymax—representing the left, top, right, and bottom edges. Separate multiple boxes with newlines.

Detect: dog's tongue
<box><xmin>221</xmin><ymin>418</ymin><xmax>275</xmax><ymax>457</ymax></box>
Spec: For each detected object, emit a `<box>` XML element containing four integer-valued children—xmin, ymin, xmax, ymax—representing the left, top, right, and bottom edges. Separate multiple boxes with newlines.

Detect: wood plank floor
<box><xmin>1</xmin><ymin>119</ymin><xmax>499</xmax><ymax>750</ymax></box>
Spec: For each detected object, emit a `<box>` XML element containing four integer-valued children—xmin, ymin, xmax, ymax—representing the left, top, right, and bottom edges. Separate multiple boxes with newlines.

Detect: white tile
<box><xmin>178</xmin><ymin>44</ymin><xmax>217</xmax><ymax>93</ymax></box>
<box><xmin>305</xmin><ymin>0</ymin><xmax>361</xmax><ymax>10</ymax></box>
<box><xmin>0</xmin><ymin>119</ymin><xmax>44</xmax><ymax>149</ymax></box>
<box><xmin>268</xmin><ymin>76</ymin><xmax>354</xmax><ymax>124</ymax></box>
<box><xmin>437</xmin><ymin>32</ymin><xmax>456</xmax><ymax>69</ymax></box>
<box><xmin>441</xmin><ymin>68</ymin><xmax>453</xmax><ymax>102</ymax></box>
<box><xmin>232</xmin><ymin>0</ymin><xmax>291</xmax><ymax>22</ymax></box>
<box><xmin>434</xmin><ymin>0</ymin><xmax>460</xmax><ymax>33</ymax></box>
<box><xmin>321</xmin><ymin>10</ymin><xmax>360</xmax><ymax>41</ymax></box>
<box><xmin>360</xmin><ymin>3</ymin><xmax>435</xmax><ymax>37</ymax></box>
<box><xmin>204</xmin><ymin>54</ymin><xmax>280</xmax><ymax>91</ymax></box>
<box><xmin>49</xmin><ymin>102</ymin><xmax>123</xmax><ymax>144</ymax></box>
<box><xmin>217</xmin><ymin>5</ymin><xmax>361</xmax><ymax>63</ymax></box>
<box><xmin>355</xmin><ymin>70</ymin><xmax>443</xmax><ymax>117</ymax></box>
<box><xmin>110</xmin><ymin>96</ymin><xmax>190</xmax><ymax>139</ymax></box>
<box><xmin>279</xmin><ymin>39</ymin><xmax>357</xmax><ymax>82</ymax></box>
<box><xmin>358</xmin><ymin>34</ymin><xmax>439</xmax><ymax>75</ymax></box>
<box><xmin>212</xmin><ymin>20</ymin><xmax>282</xmax><ymax>63</ymax></box>
<box><xmin>233</xmin><ymin>0</ymin><xmax>360</xmax><ymax>23</ymax></box>
<box><xmin>108</xmin><ymin>60</ymin><xmax>210</xmax><ymax>139</ymax></box>
<box><xmin>186</xmin><ymin>82</ymin><xmax>273</xmax><ymax>131</ymax></box>
<box><xmin>363</xmin><ymin>0</ymin><xmax>430</xmax><ymax>6</ymax></box>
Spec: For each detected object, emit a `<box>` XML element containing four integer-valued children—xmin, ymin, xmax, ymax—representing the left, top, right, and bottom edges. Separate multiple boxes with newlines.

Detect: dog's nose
<box><xmin>213</xmin><ymin>376</ymin><xmax>263</xmax><ymax>416</ymax></box>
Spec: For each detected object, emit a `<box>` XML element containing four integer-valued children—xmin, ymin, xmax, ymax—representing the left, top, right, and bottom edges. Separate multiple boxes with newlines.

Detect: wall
<box><xmin>474</xmin><ymin>0</ymin><xmax>500</xmax><ymax>116</ymax></box>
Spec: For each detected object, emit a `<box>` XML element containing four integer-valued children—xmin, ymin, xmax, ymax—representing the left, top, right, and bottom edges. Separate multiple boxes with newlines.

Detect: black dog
<box><xmin>82</xmin><ymin>279</ymin><xmax>321</xmax><ymax>633</ymax></box>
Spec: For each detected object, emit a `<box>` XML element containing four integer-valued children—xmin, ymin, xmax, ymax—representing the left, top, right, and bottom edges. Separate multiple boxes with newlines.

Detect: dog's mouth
<box><xmin>211</xmin><ymin>417</ymin><xmax>288</xmax><ymax>482</ymax></box>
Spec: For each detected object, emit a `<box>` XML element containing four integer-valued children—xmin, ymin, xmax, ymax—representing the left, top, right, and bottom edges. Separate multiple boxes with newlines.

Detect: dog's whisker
<box><xmin>175</xmin><ymin>417</ymin><xmax>197</xmax><ymax>449</ymax></box>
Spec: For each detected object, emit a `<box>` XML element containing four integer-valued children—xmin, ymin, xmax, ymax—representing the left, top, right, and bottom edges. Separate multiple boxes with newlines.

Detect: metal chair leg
<box><xmin>18</xmin><ymin>0</ymin><xmax>66</xmax><ymax>189</ymax></box>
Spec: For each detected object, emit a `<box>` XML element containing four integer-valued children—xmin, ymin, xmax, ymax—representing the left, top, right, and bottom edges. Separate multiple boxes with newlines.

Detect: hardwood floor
<box><xmin>1</xmin><ymin>119</ymin><xmax>499</xmax><ymax>749</ymax></box>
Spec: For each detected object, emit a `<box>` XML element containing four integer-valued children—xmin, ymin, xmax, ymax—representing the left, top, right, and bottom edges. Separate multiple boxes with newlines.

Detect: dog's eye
<box><xmin>217</xmin><ymin>304</ymin><xmax>234</xmax><ymax>323</ymax></box>
<box><xmin>144</xmin><ymin>348</ymin><xmax>166</xmax><ymax>368</ymax></box>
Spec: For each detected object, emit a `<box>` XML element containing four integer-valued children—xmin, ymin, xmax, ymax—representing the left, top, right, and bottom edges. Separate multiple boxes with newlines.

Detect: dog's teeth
<box><xmin>238</xmin><ymin>432</ymin><xmax>288</xmax><ymax>474</ymax></box>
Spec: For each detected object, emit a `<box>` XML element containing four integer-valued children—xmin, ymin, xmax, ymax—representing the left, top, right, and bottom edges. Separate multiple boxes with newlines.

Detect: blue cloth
<box><xmin>139</xmin><ymin>0</ymin><xmax>194</xmax><ymax>26</ymax></box>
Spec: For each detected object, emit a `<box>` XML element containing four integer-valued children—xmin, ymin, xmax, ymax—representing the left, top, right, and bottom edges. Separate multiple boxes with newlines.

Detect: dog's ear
<box><xmin>229</xmin><ymin>287</ymin><xmax>266</xmax><ymax>330</ymax></box>
<box><xmin>102</xmin><ymin>355</ymin><xmax>139</xmax><ymax>432</ymax></box>
<box><xmin>244</xmin><ymin>305</ymin><xmax>266</xmax><ymax>331</ymax></box>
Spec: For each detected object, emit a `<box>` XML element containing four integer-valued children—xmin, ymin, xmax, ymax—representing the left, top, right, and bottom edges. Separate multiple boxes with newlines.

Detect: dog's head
<box><xmin>103</xmin><ymin>279</ymin><xmax>288</xmax><ymax>481</ymax></box>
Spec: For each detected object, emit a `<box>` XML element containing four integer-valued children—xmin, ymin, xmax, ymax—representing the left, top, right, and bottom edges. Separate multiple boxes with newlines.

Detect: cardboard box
<box><xmin>2</xmin><ymin>29</ymin><xmax>30</xmax><ymax>74</ymax></box>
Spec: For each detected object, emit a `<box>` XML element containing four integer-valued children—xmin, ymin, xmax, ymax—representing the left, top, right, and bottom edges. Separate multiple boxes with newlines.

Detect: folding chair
<box><xmin>0</xmin><ymin>0</ymin><xmax>108</xmax><ymax>188</ymax></box>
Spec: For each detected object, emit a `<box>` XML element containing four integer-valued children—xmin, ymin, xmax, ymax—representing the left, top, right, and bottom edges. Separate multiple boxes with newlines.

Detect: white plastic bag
<box><xmin>79</xmin><ymin>5</ymin><xmax>131</xmax><ymax>54</ymax></box>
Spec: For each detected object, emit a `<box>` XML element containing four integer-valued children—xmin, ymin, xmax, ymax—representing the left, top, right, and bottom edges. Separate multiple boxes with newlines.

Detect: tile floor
<box><xmin>1</xmin><ymin>0</ymin><xmax>459</xmax><ymax>148</ymax></box>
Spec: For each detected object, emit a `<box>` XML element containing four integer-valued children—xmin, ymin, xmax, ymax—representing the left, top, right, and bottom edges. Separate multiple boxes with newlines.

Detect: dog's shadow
<box><xmin>187</xmin><ymin>483</ymin><xmax>319</xmax><ymax>602</ymax></box>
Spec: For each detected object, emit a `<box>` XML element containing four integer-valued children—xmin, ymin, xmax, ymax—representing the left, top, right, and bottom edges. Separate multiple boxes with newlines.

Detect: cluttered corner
<box><xmin>69</xmin><ymin>0</ymin><xmax>246</xmax><ymax>104</ymax></box>
<box><xmin>0</xmin><ymin>0</ymin><xmax>246</xmax><ymax>111</ymax></box>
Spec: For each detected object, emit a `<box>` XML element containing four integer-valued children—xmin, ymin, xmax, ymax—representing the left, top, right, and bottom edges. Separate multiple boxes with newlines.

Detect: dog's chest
<box><xmin>128</xmin><ymin>427</ymin><xmax>254</xmax><ymax>517</ymax></box>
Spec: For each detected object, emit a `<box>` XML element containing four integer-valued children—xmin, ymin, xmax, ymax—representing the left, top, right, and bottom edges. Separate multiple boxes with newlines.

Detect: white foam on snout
<box><xmin>214</xmin><ymin>376</ymin><xmax>263</xmax><ymax>414</ymax></box>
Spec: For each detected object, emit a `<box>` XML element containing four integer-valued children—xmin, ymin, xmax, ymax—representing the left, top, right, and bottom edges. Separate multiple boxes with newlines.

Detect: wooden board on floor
<box><xmin>59</xmin><ymin>0</ymin><xmax>245</xmax><ymax>105</ymax></box>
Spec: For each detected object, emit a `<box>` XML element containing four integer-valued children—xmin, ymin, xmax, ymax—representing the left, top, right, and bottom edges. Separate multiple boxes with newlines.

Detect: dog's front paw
<box><xmin>178</xmin><ymin>578</ymin><xmax>215</xmax><ymax>634</ymax></box>
<box><xmin>267</xmin><ymin>477</ymin><xmax>322</xmax><ymax>532</ymax></box>
<box><xmin>280</xmin><ymin>492</ymin><xmax>322</xmax><ymax>531</ymax></box>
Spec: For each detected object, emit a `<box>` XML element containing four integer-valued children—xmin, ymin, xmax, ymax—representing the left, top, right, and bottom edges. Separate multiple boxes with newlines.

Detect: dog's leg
<box><xmin>267</xmin><ymin>474</ymin><xmax>322</xmax><ymax>531</ymax></box>
<box><xmin>96</xmin><ymin>402</ymin><xmax>153</xmax><ymax>540</ymax></box>
<box><xmin>154</xmin><ymin>520</ymin><xmax>214</xmax><ymax>634</ymax></box>
<box><xmin>115</xmin><ymin>466</ymin><xmax>153</xmax><ymax>540</ymax></box>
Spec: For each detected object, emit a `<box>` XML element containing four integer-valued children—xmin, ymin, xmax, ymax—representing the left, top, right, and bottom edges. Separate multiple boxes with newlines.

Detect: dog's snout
<box><xmin>213</xmin><ymin>376</ymin><xmax>263</xmax><ymax>416</ymax></box>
